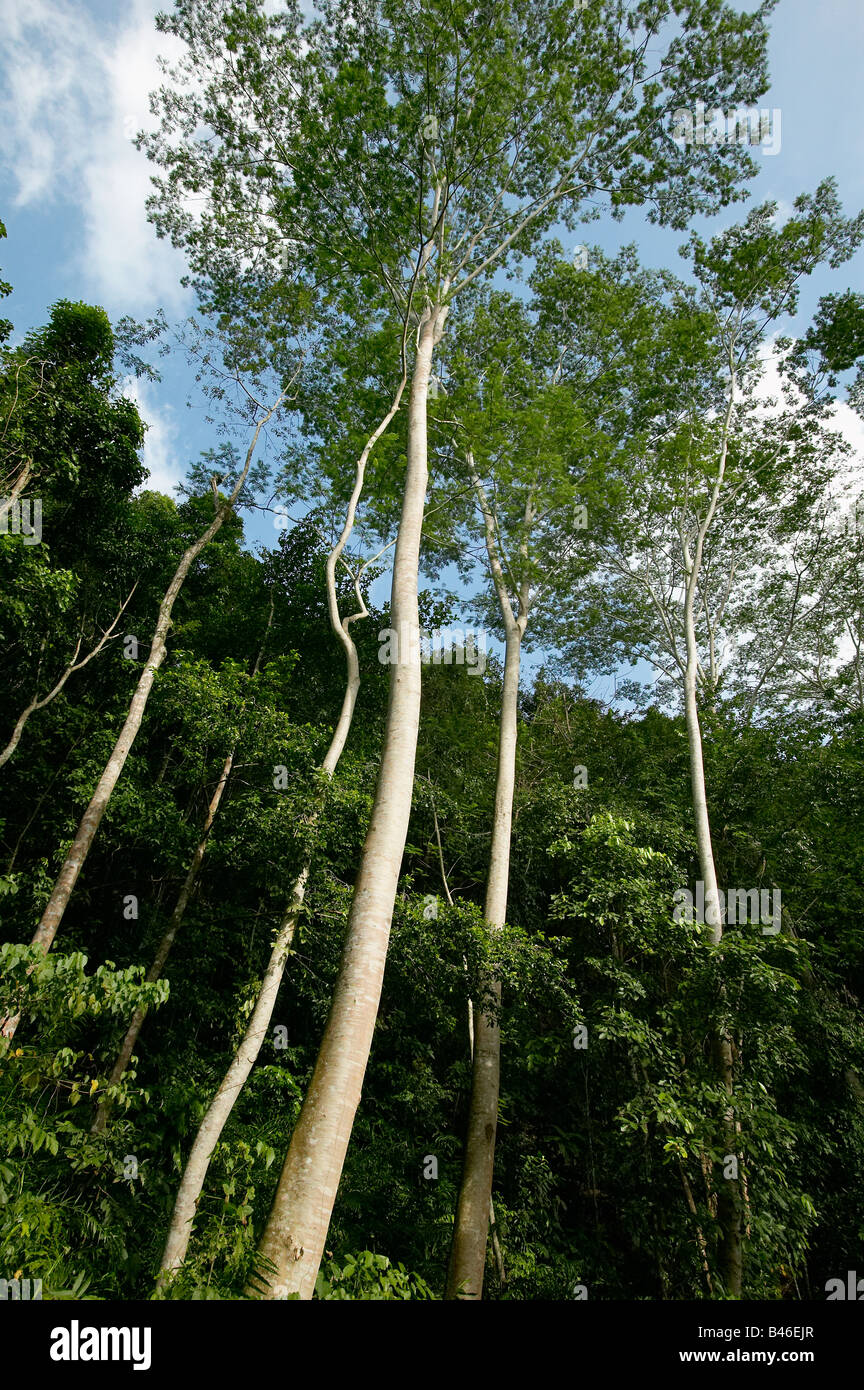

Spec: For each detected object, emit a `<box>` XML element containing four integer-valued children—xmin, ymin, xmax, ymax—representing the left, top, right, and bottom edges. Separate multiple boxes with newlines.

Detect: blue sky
<box><xmin>1</xmin><ymin>0</ymin><xmax>862</xmax><ymax>697</ymax></box>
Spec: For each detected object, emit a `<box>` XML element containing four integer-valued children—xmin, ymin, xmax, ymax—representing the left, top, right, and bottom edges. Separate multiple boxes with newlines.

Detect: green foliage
<box><xmin>314</xmin><ymin>1250</ymin><xmax>436</xmax><ymax>1301</ymax></box>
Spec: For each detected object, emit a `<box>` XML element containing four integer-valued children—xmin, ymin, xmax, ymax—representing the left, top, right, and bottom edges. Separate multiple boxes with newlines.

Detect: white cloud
<box><xmin>0</xmin><ymin>0</ymin><xmax>190</xmax><ymax>314</ymax></box>
<box><xmin>756</xmin><ymin>338</ymin><xmax>864</xmax><ymax>488</ymax></box>
<box><xmin>121</xmin><ymin>375</ymin><xmax>184</xmax><ymax>498</ymax></box>
<box><xmin>769</xmin><ymin>197</ymin><xmax>796</xmax><ymax>226</ymax></box>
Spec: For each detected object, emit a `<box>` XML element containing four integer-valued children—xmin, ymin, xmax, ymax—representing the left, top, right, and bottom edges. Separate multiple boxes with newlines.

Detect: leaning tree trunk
<box><xmin>28</xmin><ymin>540</ymin><xmax>214</xmax><ymax>955</ymax></box>
<box><xmin>156</xmin><ymin>614</ymin><xmax>356</xmax><ymax>1287</ymax></box>
<box><xmin>248</xmin><ymin>304</ymin><xmax>446</xmax><ymax>1301</ymax></box>
<box><xmin>0</xmin><ymin>395</ymin><xmax>284</xmax><ymax>1041</ymax></box>
<box><xmin>156</xmin><ymin>370</ymin><xmax>408</xmax><ymax>1290</ymax></box>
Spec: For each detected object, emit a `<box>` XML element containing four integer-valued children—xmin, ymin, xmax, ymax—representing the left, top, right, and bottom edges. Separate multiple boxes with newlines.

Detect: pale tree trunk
<box><xmin>446</xmin><ymin>466</ymin><xmax>529</xmax><ymax>1300</ymax></box>
<box><xmin>157</xmin><ymin>866</ymin><xmax>310</xmax><ymax>1288</ymax></box>
<box><xmin>248</xmin><ymin>304</ymin><xmax>446</xmax><ymax>1301</ymax></box>
<box><xmin>156</xmin><ymin>372</ymin><xmax>408</xmax><ymax>1289</ymax></box>
<box><xmin>679</xmin><ymin>346</ymin><xmax>743</xmax><ymax>1297</ymax></box>
<box><xmin>682</xmin><ymin>598</ymin><xmax>742</xmax><ymax>1297</ymax></box>
<box><xmin>682</xmin><ymin>629</ymin><xmax>723</xmax><ymax>944</ymax></box>
<box><xmin>0</xmin><ymin>393</ymin><xmax>286</xmax><ymax>1040</ymax></box>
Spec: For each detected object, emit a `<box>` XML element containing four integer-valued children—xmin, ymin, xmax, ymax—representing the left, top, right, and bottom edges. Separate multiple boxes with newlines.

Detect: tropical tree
<box><xmin>562</xmin><ymin>184</ymin><xmax>864</xmax><ymax>1293</ymax></box>
<box><xmin>142</xmin><ymin>0</ymin><xmax>778</xmax><ymax>1299</ymax></box>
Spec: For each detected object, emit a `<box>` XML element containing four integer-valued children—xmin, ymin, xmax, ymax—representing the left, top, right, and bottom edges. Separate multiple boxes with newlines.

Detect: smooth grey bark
<box><xmin>679</xmin><ymin>352</ymin><xmax>743</xmax><ymax>1298</ymax></box>
<box><xmin>446</xmin><ymin>466</ymin><xmax>530</xmax><ymax>1299</ymax></box>
<box><xmin>156</xmin><ymin>376</ymin><xmax>407</xmax><ymax>1289</ymax></box>
<box><xmin>249</xmin><ymin>305</ymin><xmax>446</xmax><ymax>1301</ymax></box>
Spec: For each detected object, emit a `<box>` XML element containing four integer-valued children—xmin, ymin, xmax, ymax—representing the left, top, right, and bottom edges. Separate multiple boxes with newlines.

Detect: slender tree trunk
<box><xmin>446</xmin><ymin>623</ymin><xmax>522</xmax><ymax>1299</ymax></box>
<box><xmin>157</xmin><ymin>670</ymin><xmax>356</xmax><ymax>1286</ymax></box>
<box><xmin>431</xmin><ymin>783</ymin><xmax>505</xmax><ymax>1287</ymax></box>
<box><xmin>678</xmin><ymin>1157</ymin><xmax>714</xmax><ymax>1297</ymax></box>
<box><xmin>156</xmin><ymin>372</ymin><xmax>408</xmax><ymax>1290</ymax></box>
<box><xmin>249</xmin><ymin>305</ymin><xmax>446</xmax><ymax>1301</ymax></box>
<box><xmin>30</xmin><ymin>440</ymin><xmax>275</xmax><ymax>955</ymax></box>
<box><xmin>0</xmin><ymin>396</ymin><xmax>285</xmax><ymax>1040</ymax></box>
<box><xmin>157</xmin><ymin>865</ymin><xmax>310</xmax><ymax>1286</ymax></box>
<box><xmin>683</xmin><ymin>579</ymin><xmax>742</xmax><ymax>1298</ymax></box>
<box><xmin>28</xmin><ymin>516</ymin><xmax>224</xmax><ymax>956</ymax></box>
<box><xmin>676</xmin><ymin>347</ymin><xmax>743</xmax><ymax>1297</ymax></box>
<box><xmin>445</xmin><ymin>465</ymin><xmax>529</xmax><ymax>1300</ymax></box>
<box><xmin>682</xmin><ymin>662</ymin><xmax>723</xmax><ymax>942</ymax></box>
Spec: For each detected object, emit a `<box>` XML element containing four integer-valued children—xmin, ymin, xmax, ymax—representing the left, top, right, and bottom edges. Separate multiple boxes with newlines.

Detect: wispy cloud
<box><xmin>757</xmin><ymin>338</ymin><xmax>864</xmax><ymax>476</ymax></box>
<box><xmin>0</xmin><ymin>0</ymin><xmax>189</xmax><ymax>314</ymax></box>
<box><xmin>121</xmin><ymin>375</ymin><xmax>184</xmax><ymax>498</ymax></box>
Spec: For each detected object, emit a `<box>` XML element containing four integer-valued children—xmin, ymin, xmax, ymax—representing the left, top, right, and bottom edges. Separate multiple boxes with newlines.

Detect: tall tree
<box><xmin>144</xmin><ymin>0</ymin><xmax>779</xmax><ymax>1299</ymax></box>
<box><xmin>156</xmin><ymin>385</ymin><xmax>403</xmax><ymax>1285</ymax></box>
<box><xmin>565</xmin><ymin>184</ymin><xmax>864</xmax><ymax>1293</ymax></box>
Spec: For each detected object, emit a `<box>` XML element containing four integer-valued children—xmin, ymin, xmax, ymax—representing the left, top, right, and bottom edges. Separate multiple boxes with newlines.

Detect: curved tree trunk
<box><xmin>248</xmin><ymin>304</ymin><xmax>446</xmax><ymax>1301</ymax></box>
<box><xmin>157</xmin><ymin>674</ymin><xmax>355</xmax><ymax>1285</ymax></box>
<box><xmin>156</xmin><ymin>368</ymin><xmax>408</xmax><ymax>1290</ymax></box>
